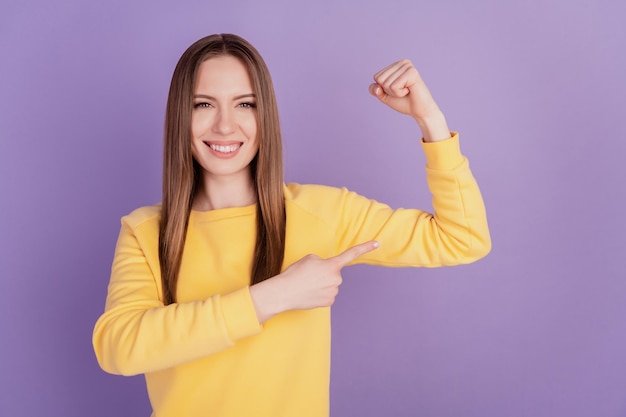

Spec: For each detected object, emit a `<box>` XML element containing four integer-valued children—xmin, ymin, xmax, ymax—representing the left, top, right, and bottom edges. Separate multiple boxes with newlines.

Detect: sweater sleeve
<box><xmin>92</xmin><ymin>215</ymin><xmax>262</xmax><ymax>377</ymax></box>
<box><xmin>333</xmin><ymin>132</ymin><xmax>491</xmax><ymax>267</ymax></box>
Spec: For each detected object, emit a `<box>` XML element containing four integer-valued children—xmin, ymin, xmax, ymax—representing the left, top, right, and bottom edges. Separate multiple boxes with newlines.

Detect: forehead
<box><xmin>195</xmin><ymin>55</ymin><xmax>253</xmax><ymax>94</ymax></box>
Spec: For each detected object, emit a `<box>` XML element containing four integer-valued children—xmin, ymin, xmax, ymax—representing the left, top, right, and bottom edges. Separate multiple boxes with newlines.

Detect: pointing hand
<box><xmin>250</xmin><ymin>241</ymin><xmax>380</xmax><ymax>322</ymax></box>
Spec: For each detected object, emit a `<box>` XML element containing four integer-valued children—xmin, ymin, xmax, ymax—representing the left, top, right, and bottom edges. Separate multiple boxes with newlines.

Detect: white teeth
<box><xmin>209</xmin><ymin>143</ymin><xmax>240</xmax><ymax>153</ymax></box>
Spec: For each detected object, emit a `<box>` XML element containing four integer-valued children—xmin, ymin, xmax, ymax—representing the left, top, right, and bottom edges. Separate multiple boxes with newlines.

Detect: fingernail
<box><xmin>372</xmin><ymin>241</ymin><xmax>380</xmax><ymax>248</ymax></box>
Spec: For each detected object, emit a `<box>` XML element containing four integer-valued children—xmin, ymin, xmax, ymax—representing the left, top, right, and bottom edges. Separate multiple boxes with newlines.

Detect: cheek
<box><xmin>242</xmin><ymin>116</ymin><xmax>258</xmax><ymax>141</ymax></box>
<box><xmin>247</xmin><ymin>124</ymin><xmax>258</xmax><ymax>143</ymax></box>
<box><xmin>191</xmin><ymin>113</ymin><xmax>211</xmax><ymax>138</ymax></box>
<box><xmin>190</xmin><ymin>138</ymin><xmax>201</xmax><ymax>161</ymax></box>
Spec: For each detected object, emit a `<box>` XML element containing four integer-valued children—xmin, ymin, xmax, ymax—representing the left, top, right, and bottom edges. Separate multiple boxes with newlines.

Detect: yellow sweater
<box><xmin>93</xmin><ymin>133</ymin><xmax>490</xmax><ymax>417</ymax></box>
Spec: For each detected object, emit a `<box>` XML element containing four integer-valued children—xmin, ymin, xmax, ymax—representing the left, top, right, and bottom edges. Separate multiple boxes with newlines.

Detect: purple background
<box><xmin>1</xmin><ymin>0</ymin><xmax>625</xmax><ymax>416</ymax></box>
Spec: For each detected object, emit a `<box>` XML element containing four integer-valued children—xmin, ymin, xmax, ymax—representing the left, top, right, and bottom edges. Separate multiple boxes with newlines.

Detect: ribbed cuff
<box><xmin>220</xmin><ymin>287</ymin><xmax>263</xmax><ymax>342</ymax></box>
<box><xmin>421</xmin><ymin>131</ymin><xmax>464</xmax><ymax>171</ymax></box>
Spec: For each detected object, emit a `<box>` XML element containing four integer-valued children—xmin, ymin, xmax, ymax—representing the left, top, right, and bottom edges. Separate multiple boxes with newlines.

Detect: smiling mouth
<box><xmin>205</xmin><ymin>142</ymin><xmax>242</xmax><ymax>153</ymax></box>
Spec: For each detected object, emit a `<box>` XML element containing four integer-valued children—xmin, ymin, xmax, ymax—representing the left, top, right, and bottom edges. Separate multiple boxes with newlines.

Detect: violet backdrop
<box><xmin>1</xmin><ymin>0</ymin><xmax>625</xmax><ymax>416</ymax></box>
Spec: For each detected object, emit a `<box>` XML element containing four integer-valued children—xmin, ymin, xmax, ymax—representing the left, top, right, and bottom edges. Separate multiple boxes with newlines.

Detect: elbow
<box><xmin>463</xmin><ymin>227</ymin><xmax>492</xmax><ymax>263</ymax></box>
<box><xmin>93</xmin><ymin>347</ymin><xmax>141</xmax><ymax>377</ymax></box>
<box><xmin>440</xmin><ymin>227</ymin><xmax>491</xmax><ymax>266</ymax></box>
<box><xmin>93</xmin><ymin>320</ymin><xmax>144</xmax><ymax>377</ymax></box>
<box><xmin>470</xmin><ymin>233</ymin><xmax>491</xmax><ymax>262</ymax></box>
<box><xmin>93</xmin><ymin>339</ymin><xmax>144</xmax><ymax>377</ymax></box>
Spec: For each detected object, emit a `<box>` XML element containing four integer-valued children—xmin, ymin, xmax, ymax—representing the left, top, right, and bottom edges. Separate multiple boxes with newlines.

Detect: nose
<box><xmin>212</xmin><ymin>108</ymin><xmax>236</xmax><ymax>135</ymax></box>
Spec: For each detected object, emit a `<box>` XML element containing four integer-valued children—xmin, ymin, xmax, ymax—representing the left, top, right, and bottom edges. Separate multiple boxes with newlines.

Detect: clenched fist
<box><xmin>369</xmin><ymin>59</ymin><xmax>451</xmax><ymax>142</ymax></box>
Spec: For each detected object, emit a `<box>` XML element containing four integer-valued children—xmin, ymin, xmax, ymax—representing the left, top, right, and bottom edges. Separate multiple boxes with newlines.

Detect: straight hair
<box><xmin>159</xmin><ymin>34</ymin><xmax>286</xmax><ymax>305</ymax></box>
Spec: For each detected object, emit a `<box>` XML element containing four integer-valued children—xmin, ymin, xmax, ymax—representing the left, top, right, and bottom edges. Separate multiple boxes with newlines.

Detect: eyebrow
<box><xmin>193</xmin><ymin>93</ymin><xmax>256</xmax><ymax>100</ymax></box>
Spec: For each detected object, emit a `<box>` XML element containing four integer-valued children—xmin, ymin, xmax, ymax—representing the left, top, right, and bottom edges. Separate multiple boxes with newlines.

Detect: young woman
<box><xmin>93</xmin><ymin>33</ymin><xmax>490</xmax><ymax>417</ymax></box>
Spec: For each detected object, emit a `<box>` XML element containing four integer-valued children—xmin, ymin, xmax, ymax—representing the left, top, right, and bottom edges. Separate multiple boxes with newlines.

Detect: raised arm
<box><xmin>334</xmin><ymin>58</ymin><xmax>491</xmax><ymax>265</ymax></box>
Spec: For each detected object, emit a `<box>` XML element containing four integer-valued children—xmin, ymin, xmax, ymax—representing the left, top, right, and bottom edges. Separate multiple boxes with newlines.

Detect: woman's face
<box><xmin>191</xmin><ymin>55</ymin><xmax>258</xmax><ymax>183</ymax></box>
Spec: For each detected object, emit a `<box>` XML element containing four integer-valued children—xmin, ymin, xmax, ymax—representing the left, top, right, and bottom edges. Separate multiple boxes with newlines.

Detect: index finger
<box><xmin>329</xmin><ymin>240</ymin><xmax>380</xmax><ymax>267</ymax></box>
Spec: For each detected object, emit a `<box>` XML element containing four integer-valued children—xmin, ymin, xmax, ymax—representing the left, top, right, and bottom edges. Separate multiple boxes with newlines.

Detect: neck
<box><xmin>192</xmin><ymin>171</ymin><xmax>256</xmax><ymax>211</ymax></box>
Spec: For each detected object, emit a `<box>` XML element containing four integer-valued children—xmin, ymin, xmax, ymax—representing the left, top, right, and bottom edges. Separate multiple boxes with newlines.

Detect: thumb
<box><xmin>330</xmin><ymin>240</ymin><xmax>380</xmax><ymax>267</ymax></box>
<box><xmin>369</xmin><ymin>83</ymin><xmax>385</xmax><ymax>99</ymax></box>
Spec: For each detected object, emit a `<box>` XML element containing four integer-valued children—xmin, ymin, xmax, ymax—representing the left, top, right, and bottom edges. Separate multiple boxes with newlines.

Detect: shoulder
<box><xmin>120</xmin><ymin>203</ymin><xmax>162</xmax><ymax>231</ymax></box>
<box><xmin>283</xmin><ymin>182</ymin><xmax>374</xmax><ymax>225</ymax></box>
<box><xmin>284</xmin><ymin>183</ymin><xmax>349</xmax><ymax>207</ymax></box>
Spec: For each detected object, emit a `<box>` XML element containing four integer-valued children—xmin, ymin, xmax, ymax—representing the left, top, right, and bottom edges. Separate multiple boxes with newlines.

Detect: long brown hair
<box><xmin>159</xmin><ymin>34</ymin><xmax>286</xmax><ymax>305</ymax></box>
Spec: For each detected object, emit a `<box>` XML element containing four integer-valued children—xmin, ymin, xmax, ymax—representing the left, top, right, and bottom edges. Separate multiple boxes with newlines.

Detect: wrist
<box><xmin>413</xmin><ymin>111</ymin><xmax>450</xmax><ymax>142</ymax></box>
<box><xmin>249</xmin><ymin>275</ymin><xmax>288</xmax><ymax>323</ymax></box>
